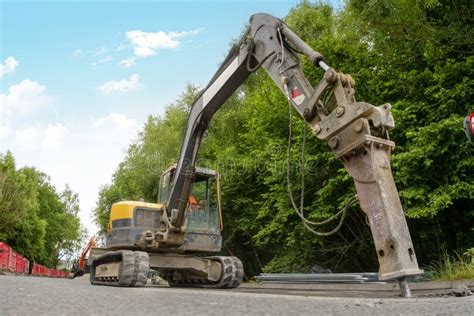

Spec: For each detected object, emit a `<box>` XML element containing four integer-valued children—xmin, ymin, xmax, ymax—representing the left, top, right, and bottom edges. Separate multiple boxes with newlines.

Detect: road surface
<box><xmin>0</xmin><ymin>275</ymin><xmax>473</xmax><ymax>315</ymax></box>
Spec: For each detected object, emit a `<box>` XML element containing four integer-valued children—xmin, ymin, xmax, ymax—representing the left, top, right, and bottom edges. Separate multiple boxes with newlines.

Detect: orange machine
<box><xmin>71</xmin><ymin>239</ymin><xmax>96</xmax><ymax>278</ymax></box>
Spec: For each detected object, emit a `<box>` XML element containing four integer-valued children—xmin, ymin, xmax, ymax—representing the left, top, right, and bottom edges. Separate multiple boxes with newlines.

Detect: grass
<box><xmin>427</xmin><ymin>248</ymin><xmax>474</xmax><ymax>281</ymax></box>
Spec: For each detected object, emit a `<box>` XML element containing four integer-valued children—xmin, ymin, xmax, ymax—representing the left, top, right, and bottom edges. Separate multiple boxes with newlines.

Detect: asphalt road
<box><xmin>1</xmin><ymin>275</ymin><xmax>473</xmax><ymax>315</ymax></box>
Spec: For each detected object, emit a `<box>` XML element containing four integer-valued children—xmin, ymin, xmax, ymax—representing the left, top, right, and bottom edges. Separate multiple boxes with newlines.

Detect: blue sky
<box><xmin>1</xmin><ymin>0</ymin><xmax>341</xmax><ymax>235</ymax></box>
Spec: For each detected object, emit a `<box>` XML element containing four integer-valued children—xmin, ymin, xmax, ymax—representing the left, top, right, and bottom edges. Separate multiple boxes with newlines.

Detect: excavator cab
<box><xmin>158</xmin><ymin>165</ymin><xmax>223</xmax><ymax>234</ymax></box>
<box><xmin>103</xmin><ymin>165</ymin><xmax>223</xmax><ymax>253</ymax></box>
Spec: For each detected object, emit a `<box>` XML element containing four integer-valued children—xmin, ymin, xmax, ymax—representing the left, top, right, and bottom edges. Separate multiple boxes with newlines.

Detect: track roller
<box><xmin>167</xmin><ymin>256</ymin><xmax>243</xmax><ymax>289</ymax></box>
<box><xmin>90</xmin><ymin>250</ymin><xmax>149</xmax><ymax>287</ymax></box>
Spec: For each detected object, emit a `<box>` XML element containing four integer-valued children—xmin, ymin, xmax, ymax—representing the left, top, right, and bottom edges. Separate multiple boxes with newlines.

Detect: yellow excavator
<box><xmin>89</xmin><ymin>13</ymin><xmax>422</xmax><ymax>296</ymax></box>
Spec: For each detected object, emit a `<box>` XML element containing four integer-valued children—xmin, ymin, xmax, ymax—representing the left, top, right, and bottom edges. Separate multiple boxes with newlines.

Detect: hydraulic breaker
<box><xmin>306</xmin><ymin>69</ymin><xmax>423</xmax><ymax>295</ymax></box>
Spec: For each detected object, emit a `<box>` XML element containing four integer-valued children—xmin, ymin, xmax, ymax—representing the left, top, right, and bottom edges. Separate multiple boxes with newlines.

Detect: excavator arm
<box><xmin>165</xmin><ymin>13</ymin><xmax>422</xmax><ymax>289</ymax></box>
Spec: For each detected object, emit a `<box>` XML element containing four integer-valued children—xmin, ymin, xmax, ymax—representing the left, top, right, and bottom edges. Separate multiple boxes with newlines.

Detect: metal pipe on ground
<box><xmin>255</xmin><ymin>273</ymin><xmax>381</xmax><ymax>284</ymax></box>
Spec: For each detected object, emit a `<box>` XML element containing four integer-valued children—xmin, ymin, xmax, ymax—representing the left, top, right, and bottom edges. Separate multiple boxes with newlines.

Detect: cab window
<box><xmin>186</xmin><ymin>178</ymin><xmax>219</xmax><ymax>233</ymax></box>
<box><xmin>158</xmin><ymin>171</ymin><xmax>171</xmax><ymax>204</ymax></box>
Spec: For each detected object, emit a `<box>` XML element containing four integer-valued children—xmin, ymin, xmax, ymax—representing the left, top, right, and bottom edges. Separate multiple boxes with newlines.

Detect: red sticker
<box><xmin>291</xmin><ymin>86</ymin><xmax>305</xmax><ymax>106</ymax></box>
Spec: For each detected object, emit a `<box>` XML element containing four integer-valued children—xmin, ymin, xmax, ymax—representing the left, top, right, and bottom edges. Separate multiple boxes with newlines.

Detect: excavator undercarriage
<box><xmin>90</xmin><ymin>248</ymin><xmax>243</xmax><ymax>288</ymax></box>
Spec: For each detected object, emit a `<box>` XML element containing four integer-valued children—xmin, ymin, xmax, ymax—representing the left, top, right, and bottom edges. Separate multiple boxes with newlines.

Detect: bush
<box><xmin>427</xmin><ymin>248</ymin><xmax>474</xmax><ymax>281</ymax></box>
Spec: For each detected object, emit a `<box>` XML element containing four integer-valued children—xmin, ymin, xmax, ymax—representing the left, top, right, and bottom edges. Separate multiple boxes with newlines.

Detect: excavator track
<box><xmin>90</xmin><ymin>250</ymin><xmax>149</xmax><ymax>287</ymax></box>
<box><xmin>167</xmin><ymin>256</ymin><xmax>243</xmax><ymax>289</ymax></box>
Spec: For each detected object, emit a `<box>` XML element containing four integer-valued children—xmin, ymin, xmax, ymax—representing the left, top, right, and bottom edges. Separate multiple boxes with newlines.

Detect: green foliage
<box><xmin>0</xmin><ymin>151</ymin><xmax>83</xmax><ymax>266</ymax></box>
<box><xmin>93</xmin><ymin>0</ymin><xmax>473</xmax><ymax>275</ymax></box>
<box><xmin>427</xmin><ymin>249</ymin><xmax>474</xmax><ymax>281</ymax></box>
<box><xmin>343</xmin><ymin>0</ymin><xmax>474</xmax><ymax>264</ymax></box>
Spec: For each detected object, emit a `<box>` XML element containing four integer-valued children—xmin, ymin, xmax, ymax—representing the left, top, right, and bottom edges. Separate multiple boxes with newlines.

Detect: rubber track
<box><xmin>90</xmin><ymin>250</ymin><xmax>149</xmax><ymax>287</ymax></box>
<box><xmin>168</xmin><ymin>256</ymin><xmax>243</xmax><ymax>289</ymax></box>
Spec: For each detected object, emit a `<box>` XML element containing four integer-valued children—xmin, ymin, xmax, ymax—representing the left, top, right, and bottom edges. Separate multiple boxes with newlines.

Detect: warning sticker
<box><xmin>290</xmin><ymin>86</ymin><xmax>305</xmax><ymax>107</ymax></box>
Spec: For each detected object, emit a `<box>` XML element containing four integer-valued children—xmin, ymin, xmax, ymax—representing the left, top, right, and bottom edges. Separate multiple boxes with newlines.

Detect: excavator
<box><xmin>89</xmin><ymin>13</ymin><xmax>423</xmax><ymax>297</ymax></box>
<box><xmin>71</xmin><ymin>238</ymin><xmax>96</xmax><ymax>278</ymax></box>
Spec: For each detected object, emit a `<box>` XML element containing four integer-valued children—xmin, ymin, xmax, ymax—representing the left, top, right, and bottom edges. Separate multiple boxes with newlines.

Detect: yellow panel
<box><xmin>108</xmin><ymin>201</ymin><xmax>163</xmax><ymax>230</ymax></box>
<box><xmin>110</xmin><ymin>204</ymin><xmax>134</xmax><ymax>221</ymax></box>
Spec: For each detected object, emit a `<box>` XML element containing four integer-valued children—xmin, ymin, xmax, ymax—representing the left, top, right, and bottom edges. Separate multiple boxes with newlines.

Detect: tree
<box><xmin>0</xmin><ymin>154</ymin><xmax>46</xmax><ymax>260</ymax></box>
<box><xmin>0</xmin><ymin>151</ymin><xmax>84</xmax><ymax>266</ymax></box>
<box><xmin>344</xmin><ymin>0</ymin><xmax>474</xmax><ymax>263</ymax></box>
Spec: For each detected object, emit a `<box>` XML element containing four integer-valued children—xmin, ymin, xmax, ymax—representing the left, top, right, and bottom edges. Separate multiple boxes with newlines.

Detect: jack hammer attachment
<box><xmin>307</xmin><ymin>69</ymin><xmax>423</xmax><ymax>295</ymax></box>
<box><xmin>341</xmin><ymin>140</ymin><xmax>423</xmax><ymax>281</ymax></box>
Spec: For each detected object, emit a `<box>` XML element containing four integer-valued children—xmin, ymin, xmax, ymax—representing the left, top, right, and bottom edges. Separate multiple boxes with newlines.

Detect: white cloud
<box><xmin>97</xmin><ymin>74</ymin><xmax>141</xmax><ymax>94</ymax></box>
<box><xmin>12</xmin><ymin>123</ymin><xmax>68</xmax><ymax>150</ymax></box>
<box><xmin>43</xmin><ymin>123</ymin><xmax>69</xmax><ymax>149</ymax></box>
<box><xmin>0</xmin><ymin>107</ymin><xmax>11</xmax><ymax>139</ymax></box>
<box><xmin>0</xmin><ymin>79</ymin><xmax>53</xmax><ymax>142</ymax></box>
<box><xmin>134</xmin><ymin>46</ymin><xmax>156</xmax><ymax>57</ymax></box>
<box><xmin>0</xmin><ymin>79</ymin><xmax>52</xmax><ymax>114</ymax></box>
<box><xmin>119</xmin><ymin>57</ymin><xmax>136</xmax><ymax>68</ymax></box>
<box><xmin>126</xmin><ymin>28</ymin><xmax>201</xmax><ymax>57</ymax></box>
<box><xmin>0</xmin><ymin>57</ymin><xmax>19</xmax><ymax>78</ymax></box>
<box><xmin>15</xmin><ymin>126</ymin><xmax>40</xmax><ymax>147</ymax></box>
<box><xmin>0</xmin><ymin>125</ymin><xmax>10</xmax><ymax>139</ymax></box>
<box><xmin>93</xmin><ymin>113</ymin><xmax>137</xmax><ymax>129</ymax></box>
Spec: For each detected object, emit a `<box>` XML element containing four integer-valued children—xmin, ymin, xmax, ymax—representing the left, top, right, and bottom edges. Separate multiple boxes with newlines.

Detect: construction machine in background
<box><xmin>89</xmin><ymin>13</ymin><xmax>423</xmax><ymax>296</ymax></box>
<box><xmin>71</xmin><ymin>238</ymin><xmax>96</xmax><ymax>278</ymax></box>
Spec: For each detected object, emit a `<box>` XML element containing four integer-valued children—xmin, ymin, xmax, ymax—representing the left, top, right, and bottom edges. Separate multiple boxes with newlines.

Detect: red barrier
<box><xmin>33</xmin><ymin>263</ymin><xmax>47</xmax><ymax>276</ymax></box>
<box><xmin>32</xmin><ymin>263</ymin><xmax>40</xmax><ymax>276</ymax></box>
<box><xmin>37</xmin><ymin>263</ymin><xmax>44</xmax><ymax>276</ymax></box>
<box><xmin>15</xmin><ymin>253</ymin><xmax>25</xmax><ymax>274</ymax></box>
<box><xmin>0</xmin><ymin>242</ymin><xmax>11</xmax><ymax>271</ymax></box>
<box><xmin>1</xmin><ymin>242</ymin><xmax>70</xmax><ymax>277</ymax></box>
<box><xmin>8</xmin><ymin>251</ymin><xmax>17</xmax><ymax>273</ymax></box>
<box><xmin>23</xmin><ymin>258</ymin><xmax>30</xmax><ymax>274</ymax></box>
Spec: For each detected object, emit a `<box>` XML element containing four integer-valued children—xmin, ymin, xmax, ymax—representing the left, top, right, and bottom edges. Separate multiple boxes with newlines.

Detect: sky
<box><xmin>0</xmin><ymin>0</ymin><xmax>340</xmax><ymax>237</ymax></box>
